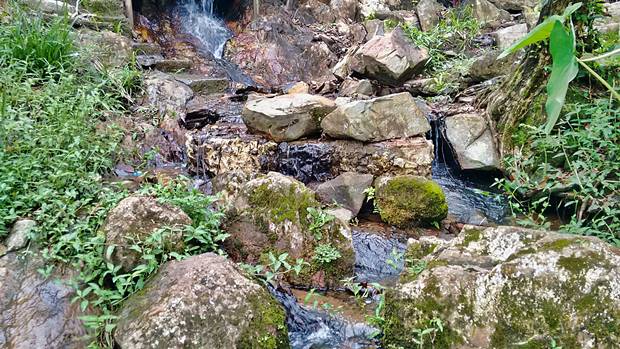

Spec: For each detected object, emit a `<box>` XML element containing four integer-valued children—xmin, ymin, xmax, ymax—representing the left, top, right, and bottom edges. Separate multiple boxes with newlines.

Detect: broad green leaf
<box><xmin>544</xmin><ymin>21</ymin><xmax>579</xmax><ymax>134</ymax></box>
<box><xmin>562</xmin><ymin>2</ymin><xmax>582</xmax><ymax>18</ymax></box>
<box><xmin>498</xmin><ymin>15</ymin><xmax>562</xmax><ymax>59</ymax></box>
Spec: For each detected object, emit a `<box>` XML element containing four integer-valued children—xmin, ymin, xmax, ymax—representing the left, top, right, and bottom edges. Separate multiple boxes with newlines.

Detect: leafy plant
<box><xmin>240</xmin><ymin>252</ymin><xmax>308</xmax><ymax>286</ymax></box>
<box><xmin>312</xmin><ymin>243</ymin><xmax>341</xmax><ymax>264</ymax></box>
<box><xmin>386</xmin><ymin>248</ymin><xmax>404</xmax><ymax>270</ymax></box>
<box><xmin>406</xmin><ymin>258</ymin><xmax>428</xmax><ymax>278</ymax></box>
<box><xmin>306</xmin><ymin>207</ymin><xmax>334</xmax><ymax>240</ymax></box>
<box><xmin>499</xmin><ymin>2</ymin><xmax>620</xmax><ymax>134</ymax></box>
<box><xmin>411</xmin><ymin>317</ymin><xmax>445</xmax><ymax>348</ymax></box>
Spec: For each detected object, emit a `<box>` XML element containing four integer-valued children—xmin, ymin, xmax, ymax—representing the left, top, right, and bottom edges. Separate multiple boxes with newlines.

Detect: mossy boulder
<box><xmin>375</xmin><ymin>176</ymin><xmax>448</xmax><ymax>228</ymax></box>
<box><xmin>114</xmin><ymin>253</ymin><xmax>289</xmax><ymax>349</ymax></box>
<box><xmin>383</xmin><ymin>225</ymin><xmax>620</xmax><ymax>348</ymax></box>
<box><xmin>224</xmin><ymin>172</ymin><xmax>355</xmax><ymax>288</ymax></box>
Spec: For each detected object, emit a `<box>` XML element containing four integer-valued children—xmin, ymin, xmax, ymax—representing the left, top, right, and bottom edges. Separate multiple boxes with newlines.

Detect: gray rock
<box><xmin>5</xmin><ymin>219</ymin><xmax>36</xmax><ymax>252</ymax></box>
<box><xmin>363</xmin><ymin>19</ymin><xmax>385</xmax><ymax>40</ymax></box>
<box><xmin>359</xmin><ymin>0</ymin><xmax>390</xmax><ymax>18</ymax></box>
<box><xmin>0</xmin><ymin>252</ymin><xmax>88</xmax><ymax>348</ymax></box>
<box><xmin>76</xmin><ymin>29</ymin><xmax>132</xmax><ymax>68</ymax></box>
<box><xmin>316</xmin><ymin>172</ymin><xmax>374</xmax><ymax>216</ymax></box>
<box><xmin>461</xmin><ymin>0</ymin><xmax>511</xmax><ymax>27</ymax></box>
<box><xmin>19</xmin><ymin>0</ymin><xmax>75</xmax><ymax>15</ymax></box>
<box><xmin>152</xmin><ymin>58</ymin><xmax>193</xmax><ymax>73</ymax></box>
<box><xmin>416</xmin><ymin>0</ymin><xmax>445</xmax><ymax>31</ymax></box>
<box><xmin>114</xmin><ymin>253</ymin><xmax>289</xmax><ymax>349</ymax></box>
<box><xmin>330</xmin><ymin>0</ymin><xmax>358</xmax><ymax>20</ymax></box>
<box><xmin>136</xmin><ymin>54</ymin><xmax>165</xmax><ymax>68</ymax></box>
<box><xmin>143</xmin><ymin>71</ymin><xmax>194</xmax><ymax>117</ymax></box>
<box><xmin>102</xmin><ymin>195</ymin><xmax>191</xmax><ymax>271</ymax></box>
<box><xmin>445</xmin><ymin>113</ymin><xmax>500</xmax><ymax>170</ymax></box>
<box><xmin>173</xmin><ymin>73</ymin><xmax>229</xmax><ymax>94</ymax></box>
<box><xmin>132</xmin><ymin>42</ymin><xmax>162</xmax><ymax>55</ymax></box>
<box><xmin>492</xmin><ymin>23</ymin><xmax>528</xmax><ymax>50</ymax></box>
<box><xmin>385</xmin><ymin>225</ymin><xmax>620</xmax><ymax>347</ymax></box>
<box><xmin>242</xmin><ymin>93</ymin><xmax>336</xmax><ymax>142</ymax></box>
<box><xmin>469</xmin><ymin>50</ymin><xmax>518</xmax><ymax>82</ymax></box>
<box><xmin>332</xmin><ymin>46</ymin><xmax>360</xmax><ymax>80</ymax></box>
<box><xmin>488</xmin><ymin>0</ymin><xmax>537</xmax><ymax>11</ymax></box>
<box><xmin>340</xmin><ymin>78</ymin><xmax>374</xmax><ymax>97</ymax></box>
<box><xmin>353</xmin><ymin>27</ymin><xmax>429</xmax><ymax>86</ymax></box>
<box><xmin>594</xmin><ymin>2</ymin><xmax>620</xmax><ymax>34</ymax></box>
<box><xmin>321</xmin><ymin>92</ymin><xmax>431</xmax><ymax>142</ymax></box>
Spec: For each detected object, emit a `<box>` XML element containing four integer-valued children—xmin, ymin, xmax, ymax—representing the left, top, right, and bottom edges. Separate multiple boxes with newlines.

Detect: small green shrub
<box><xmin>306</xmin><ymin>207</ymin><xmax>334</xmax><ymax>240</ymax></box>
<box><xmin>312</xmin><ymin>243</ymin><xmax>341</xmax><ymax>265</ymax></box>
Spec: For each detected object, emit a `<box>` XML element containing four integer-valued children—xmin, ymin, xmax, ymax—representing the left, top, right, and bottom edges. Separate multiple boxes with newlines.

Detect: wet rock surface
<box><xmin>444</xmin><ymin>113</ymin><xmax>500</xmax><ymax>171</ymax></box>
<box><xmin>316</xmin><ymin>172</ymin><xmax>374</xmax><ymax>216</ymax></box>
<box><xmin>115</xmin><ymin>253</ymin><xmax>289</xmax><ymax>349</ymax></box>
<box><xmin>384</xmin><ymin>226</ymin><xmax>620</xmax><ymax>348</ymax></box>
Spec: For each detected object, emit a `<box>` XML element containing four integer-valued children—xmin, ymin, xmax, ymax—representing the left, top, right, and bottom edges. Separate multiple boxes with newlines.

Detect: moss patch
<box><xmin>460</xmin><ymin>228</ymin><xmax>482</xmax><ymax>247</ymax></box>
<box><xmin>376</xmin><ymin>176</ymin><xmax>448</xmax><ymax>228</ymax></box>
<box><xmin>248</xmin><ymin>182</ymin><xmax>318</xmax><ymax>227</ymax></box>
<box><xmin>237</xmin><ymin>292</ymin><xmax>289</xmax><ymax>349</ymax></box>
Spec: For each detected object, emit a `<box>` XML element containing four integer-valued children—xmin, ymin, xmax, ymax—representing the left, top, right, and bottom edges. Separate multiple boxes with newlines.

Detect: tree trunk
<box><xmin>482</xmin><ymin>0</ymin><xmax>583</xmax><ymax>160</ymax></box>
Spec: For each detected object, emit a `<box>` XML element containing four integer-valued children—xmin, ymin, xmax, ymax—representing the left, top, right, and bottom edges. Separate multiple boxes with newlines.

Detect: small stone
<box><xmin>469</xmin><ymin>49</ymin><xmax>519</xmax><ymax>82</ymax></box>
<box><xmin>6</xmin><ymin>219</ymin><xmax>36</xmax><ymax>252</ymax></box>
<box><xmin>173</xmin><ymin>73</ymin><xmax>229</xmax><ymax>94</ymax></box>
<box><xmin>286</xmin><ymin>81</ymin><xmax>310</xmax><ymax>94</ymax></box>
<box><xmin>492</xmin><ymin>23</ymin><xmax>528</xmax><ymax>50</ymax></box>
<box><xmin>340</xmin><ymin>78</ymin><xmax>374</xmax><ymax>97</ymax></box>
<box><xmin>152</xmin><ymin>58</ymin><xmax>193</xmax><ymax>73</ymax></box>
<box><xmin>416</xmin><ymin>0</ymin><xmax>445</xmax><ymax>31</ymax></box>
<box><xmin>136</xmin><ymin>54</ymin><xmax>165</xmax><ymax>68</ymax></box>
<box><xmin>317</xmin><ymin>172</ymin><xmax>374</xmax><ymax>216</ymax></box>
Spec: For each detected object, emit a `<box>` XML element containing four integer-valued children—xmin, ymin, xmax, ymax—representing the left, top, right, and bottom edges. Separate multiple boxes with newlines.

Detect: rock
<box><xmin>363</xmin><ymin>19</ymin><xmax>385</xmax><ymax>40</ymax></box>
<box><xmin>353</xmin><ymin>27</ymin><xmax>429</xmax><ymax>86</ymax></box>
<box><xmin>492</xmin><ymin>23</ymin><xmax>528</xmax><ymax>50</ymax></box>
<box><xmin>242</xmin><ymin>93</ymin><xmax>336</xmax><ymax>142</ymax></box>
<box><xmin>416</xmin><ymin>0</ymin><xmax>445</xmax><ymax>31</ymax></box>
<box><xmin>461</xmin><ymin>0</ymin><xmax>511</xmax><ymax>27</ymax></box>
<box><xmin>469</xmin><ymin>50</ymin><xmax>518</xmax><ymax>82</ymax></box>
<box><xmin>359</xmin><ymin>0</ymin><xmax>390</xmax><ymax>18</ymax></box>
<box><xmin>374</xmin><ymin>10</ymin><xmax>420</xmax><ymax>27</ymax></box>
<box><xmin>132</xmin><ymin>42</ymin><xmax>162</xmax><ymax>55</ymax></box>
<box><xmin>445</xmin><ymin>113</ymin><xmax>500</xmax><ymax>170</ymax></box>
<box><xmin>332</xmin><ymin>46</ymin><xmax>360</xmax><ymax>79</ymax></box>
<box><xmin>224</xmin><ymin>172</ymin><xmax>355</xmax><ymax>288</ymax></box>
<box><xmin>153</xmin><ymin>58</ymin><xmax>193</xmax><ymax>72</ymax></box>
<box><xmin>321</xmin><ymin>92</ymin><xmax>431</xmax><ymax>142</ymax></box>
<box><xmin>114</xmin><ymin>253</ymin><xmax>289</xmax><ymax>349</ymax></box>
<box><xmin>286</xmin><ymin>81</ymin><xmax>310</xmax><ymax>94</ymax></box>
<box><xmin>375</xmin><ymin>175</ymin><xmax>448</xmax><ymax>227</ymax></box>
<box><xmin>340</xmin><ymin>78</ymin><xmax>374</xmax><ymax>97</ymax></box>
<box><xmin>101</xmin><ymin>195</ymin><xmax>191</xmax><ymax>271</ymax></box>
<box><xmin>136</xmin><ymin>53</ymin><xmax>165</xmax><ymax>68</ymax></box>
<box><xmin>19</xmin><ymin>0</ymin><xmax>75</xmax><ymax>14</ymax></box>
<box><xmin>594</xmin><ymin>2</ymin><xmax>620</xmax><ymax>34</ymax></box>
<box><xmin>5</xmin><ymin>219</ymin><xmax>36</xmax><ymax>252</ymax></box>
<box><xmin>488</xmin><ymin>0</ymin><xmax>537</xmax><ymax>11</ymax></box>
<box><xmin>384</xmin><ymin>226</ymin><xmax>620</xmax><ymax>348</ymax></box>
<box><xmin>0</xmin><ymin>252</ymin><xmax>88</xmax><ymax>348</ymax></box>
<box><xmin>76</xmin><ymin>29</ymin><xmax>132</xmax><ymax>68</ymax></box>
<box><xmin>173</xmin><ymin>73</ymin><xmax>229</xmax><ymax>94</ymax></box>
<box><xmin>316</xmin><ymin>172</ymin><xmax>374</xmax><ymax>216</ymax></box>
<box><xmin>143</xmin><ymin>71</ymin><xmax>194</xmax><ymax>118</ymax></box>
<box><xmin>330</xmin><ymin>0</ymin><xmax>358</xmax><ymax>21</ymax></box>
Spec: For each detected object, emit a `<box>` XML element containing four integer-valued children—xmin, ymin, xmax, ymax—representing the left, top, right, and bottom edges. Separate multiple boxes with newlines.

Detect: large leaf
<box><xmin>498</xmin><ymin>15</ymin><xmax>562</xmax><ymax>59</ymax></box>
<box><xmin>544</xmin><ymin>20</ymin><xmax>579</xmax><ymax>134</ymax></box>
<box><xmin>562</xmin><ymin>2</ymin><xmax>583</xmax><ymax>18</ymax></box>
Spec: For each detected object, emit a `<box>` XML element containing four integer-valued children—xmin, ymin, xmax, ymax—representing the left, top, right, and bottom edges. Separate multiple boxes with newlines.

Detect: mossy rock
<box><xmin>375</xmin><ymin>176</ymin><xmax>448</xmax><ymax>228</ymax></box>
<box><xmin>81</xmin><ymin>0</ymin><xmax>125</xmax><ymax>17</ymax></box>
<box><xmin>383</xmin><ymin>225</ymin><xmax>620</xmax><ymax>348</ymax></box>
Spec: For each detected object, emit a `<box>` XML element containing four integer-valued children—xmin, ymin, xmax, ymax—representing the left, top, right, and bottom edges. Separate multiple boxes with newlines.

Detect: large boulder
<box><xmin>321</xmin><ymin>92</ymin><xmax>431</xmax><ymax>142</ymax></box>
<box><xmin>143</xmin><ymin>71</ymin><xmax>194</xmax><ymax>118</ymax></box>
<box><xmin>4</xmin><ymin>219</ymin><xmax>35</xmax><ymax>253</ymax></box>
<box><xmin>375</xmin><ymin>176</ymin><xmax>448</xmax><ymax>227</ymax></box>
<box><xmin>316</xmin><ymin>172</ymin><xmax>374</xmax><ymax>216</ymax></box>
<box><xmin>242</xmin><ymin>94</ymin><xmax>337</xmax><ymax>142</ymax></box>
<box><xmin>352</xmin><ymin>27</ymin><xmax>429</xmax><ymax>86</ymax></box>
<box><xmin>224</xmin><ymin>172</ymin><xmax>355</xmax><ymax>288</ymax></box>
<box><xmin>114</xmin><ymin>253</ymin><xmax>289</xmax><ymax>349</ymax></box>
<box><xmin>416</xmin><ymin>0</ymin><xmax>445</xmax><ymax>31</ymax></box>
<box><xmin>384</xmin><ymin>226</ymin><xmax>620</xmax><ymax>348</ymax></box>
<box><xmin>444</xmin><ymin>113</ymin><xmax>500</xmax><ymax>171</ymax></box>
<box><xmin>101</xmin><ymin>195</ymin><xmax>192</xmax><ymax>271</ymax></box>
<box><xmin>0</xmin><ymin>252</ymin><xmax>88</xmax><ymax>348</ymax></box>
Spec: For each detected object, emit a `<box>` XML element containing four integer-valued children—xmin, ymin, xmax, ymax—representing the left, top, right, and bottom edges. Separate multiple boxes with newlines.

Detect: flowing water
<box><xmin>174</xmin><ymin>0</ymin><xmax>232</xmax><ymax>58</ymax></box>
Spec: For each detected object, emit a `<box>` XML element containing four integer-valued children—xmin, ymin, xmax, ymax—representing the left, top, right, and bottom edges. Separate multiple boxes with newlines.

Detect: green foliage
<box><xmin>306</xmin><ymin>207</ymin><xmax>334</xmax><ymax>240</ymax></box>
<box><xmin>312</xmin><ymin>243</ymin><xmax>341</xmax><ymax>265</ymax></box>
<box><xmin>240</xmin><ymin>252</ymin><xmax>308</xmax><ymax>286</ymax></box>
<box><xmin>0</xmin><ymin>10</ymin><xmax>74</xmax><ymax>78</ymax></box>
<box><xmin>406</xmin><ymin>259</ymin><xmax>428</xmax><ymax>278</ymax></box>
<box><xmin>411</xmin><ymin>318</ymin><xmax>445</xmax><ymax>349</ymax></box>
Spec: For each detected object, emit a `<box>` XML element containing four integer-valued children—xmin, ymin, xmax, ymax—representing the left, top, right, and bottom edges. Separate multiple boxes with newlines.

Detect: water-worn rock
<box><xmin>5</xmin><ymin>219</ymin><xmax>35</xmax><ymax>252</ymax></box>
<box><xmin>114</xmin><ymin>253</ymin><xmax>289</xmax><ymax>349</ymax></box>
<box><xmin>173</xmin><ymin>73</ymin><xmax>229</xmax><ymax>94</ymax></box>
<box><xmin>0</xmin><ymin>252</ymin><xmax>88</xmax><ymax>348</ymax></box>
<box><xmin>322</xmin><ymin>92</ymin><xmax>430</xmax><ymax>142</ymax></box>
<box><xmin>416</xmin><ymin>0</ymin><xmax>445</xmax><ymax>31</ymax></box>
<box><xmin>224</xmin><ymin>172</ymin><xmax>355</xmax><ymax>288</ymax></box>
<box><xmin>242</xmin><ymin>93</ymin><xmax>336</xmax><ymax>142</ymax></box>
<box><xmin>462</xmin><ymin>0</ymin><xmax>511</xmax><ymax>27</ymax></box>
<box><xmin>445</xmin><ymin>113</ymin><xmax>500</xmax><ymax>170</ymax></box>
<box><xmin>492</xmin><ymin>23</ymin><xmax>528</xmax><ymax>50</ymax></box>
<box><xmin>352</xmin><ymin>27</ymin><xmax>429</xmax><ymax>86</ymax></box>
<box><xmin>375</xmin><ymin>176</ymin><xmax>448</xmax><ymax>227</ymax></box>
<box><xmin>316</xmin><ymin>172</ymin><xmax>374</xmax><ymax>216</ymax></box>
<box><xmin>143</xmin><ymin>71</ymin><xmax>194</xmax><ymax>117</ymax></box>
<box><xmin>102</xmin><ymin>195</ymin><xmax>191</xmax><ymax>271</ymax></box>
<box><xmin>384</xmin><ymin>226</ymin><xmax>620</xmax><ymax>348</ymax></box>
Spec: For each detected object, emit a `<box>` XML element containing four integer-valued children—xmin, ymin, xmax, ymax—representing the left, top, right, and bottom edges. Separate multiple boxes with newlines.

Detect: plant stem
<box><xmin>579</xmin><ymin>48</ymin><xmax>620</xmax><ymax>62</ymax></box>
<box><xmin>576</xmin><ymin>58</ymin><xmax>620</xmax><ymax>101</ymax></box>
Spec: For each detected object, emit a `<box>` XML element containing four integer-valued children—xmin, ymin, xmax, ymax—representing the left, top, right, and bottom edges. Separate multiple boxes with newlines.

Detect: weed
<box><xmin>306</xmin><ymin>207</ymin><xmax>334</xmax><ymax>240</ymax></box>
<box><xmin>313</xmin><ymin>243</ymin><xmax>342</xmax><ymax>264</ymax></box>
<box><xmin>240</xmin><ymin>252</ymin><xmax>308</xmax><ymax>286</ymax></box>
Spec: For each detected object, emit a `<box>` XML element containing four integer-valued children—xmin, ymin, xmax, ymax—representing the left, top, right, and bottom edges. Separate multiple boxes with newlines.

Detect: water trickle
<box><xmin>175</xmin><ymin>0</ymin><xmax>232</xmax><ymax>58</ymax></box>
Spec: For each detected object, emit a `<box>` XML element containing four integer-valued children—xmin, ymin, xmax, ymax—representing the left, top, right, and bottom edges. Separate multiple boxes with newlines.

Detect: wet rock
<box><xmin>416</xmin><ymin>0</ymin><xmax>445</xmax><ymax>31</ymax></box>
<box><xmin>276</xmin><ymin>142</ymin><xmax>333</xmax><ymax>183</ymax></box>
<box><xmin>76</xmin><ymin>28</ymin><xmax>132</xmax><ymax>68</ymax></box>
<box><xmin>340</xmin><ymin>78</ymin><xmax>374</xmax><ymax>97</ymax></box>
<box><xmin>0</xmin><ymin>252</ymin><xmax>88</xmax><ymax>348</ymax></box>
<box><xmin>469</xmin><ymin>50</ymin><xmax>518</xmax><ymax>82</ymax></box>
<box><xmin>352</xmin><ymin>27</ymin><xmax>429</xmax><ymax>86</ymax></box>
<box><xmin>316</xmin><ymin>172</ymin><xmax>374</xmax><ymax>216</ymax></box>
<box><xmin>352</xmin><ymin>227</ymin><xmax>408</xmax><ymax>282</ymax></box>
<box><xmin>114</xmin><ymin>253</ymin><xmax>289</xmax><ymax>349</ymax></box>
<box><xmin>445</xmin><ymin>113</ymin><xmax>500</xmax><ymax>170</ymax></box>
<box><xmin>173</xmin><ymin>73</ymin><xmax>229</xmax><ymax>94</ymax></box>
<box><xmin>136</xmin><ymin>53</ymin><xmax>165</xmax><ymax>68</ymax></box>
<box><xmin>152</xmin><ymin>58</ymin><xmax>193</xmax><ymax>73</ymax></box>
<box><xmin>461</xmin><ymin>0</ymin><xmax>511</xmax><ymax>27</ymax></box>
<box><xmin>132</xmin><ymin>42</ymin><xmax>162</xmax><ymax>55</ymax></box>
<box><xmin>322</xmin><ymin>92</ymin><xmax>431</xmax><ymax>142</ymax></box>
<box><xmin>101</xmin><ymin>195</ymin><xmax>191</xmax><ymax>271</ymax></box>
<box><xmin>5</xmin><ymin>219</ymin><xmax>35</xmax><ymax>252</ymax></box>
<box><xmin>225</xmin><ymin>172</ymin><xmax>355</xmax><ymax>288</ymax></box>
<box><xmin>375</xmin><ymin>175</ymin><xmax>448</xmax><ymax>227</ymax></box>
<box><xmin>384</xmin><ymin>226</ymin><xmax>620</xmax><ymax>348</ymax></box>
<box><xmin>242</xmin><ymin>93</ymin><xmax>336</xmax><ymax>142</ymax></box>
<box><xmin>492</xmin><ymin>23</ymin><xmax>528</xmax><ymax>50</ymax></box>
<box><xmin>143</xmin><ymin>71</ymin><xmax>194</xmax><ymax>117</ymax></box>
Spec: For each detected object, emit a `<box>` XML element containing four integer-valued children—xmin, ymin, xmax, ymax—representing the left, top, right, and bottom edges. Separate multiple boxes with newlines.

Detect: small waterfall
<box><xmin>175</xmin><ymin>0</ymin><xmax>232</xmax><ymax>58</ymax></box>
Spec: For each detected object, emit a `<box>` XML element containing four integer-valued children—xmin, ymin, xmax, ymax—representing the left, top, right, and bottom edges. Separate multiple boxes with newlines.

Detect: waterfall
<box><xmin>175</xmin><ymin>0</ymin><xmax>232</xmax><ymax>59</ymax></box>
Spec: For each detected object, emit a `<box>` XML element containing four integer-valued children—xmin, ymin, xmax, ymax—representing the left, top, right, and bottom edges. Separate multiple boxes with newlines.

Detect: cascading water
<box><xmin>174</xmin><ymin>0</ymin><xmax>232</xmax><ymax>58</ymax></box>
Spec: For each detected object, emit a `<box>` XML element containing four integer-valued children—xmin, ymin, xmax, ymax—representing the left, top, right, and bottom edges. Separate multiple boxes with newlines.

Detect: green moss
<box><xmin>405</xmin><ymin>241</ymin><xmax>437</xmax><ymax>261</ymax></box>
<box><xmin>540</xmin><ymin>238</ymin><xmax>579</xmax><ymax>252</ymax></box>
<box><xmin>81</xmin><ymin>0</ymin><xmax>125</xmax><ymax>17</ymax></box>
<box><xmin>237</xmin><ymin>292</ymin><xmax>289</xmax><ymax>349</ymax></box>
<box><xmin>460</xmin><ymin>229</ymin><xmax>482</xmax><ymax>247</ymax></box>
<box><xmin>376</xmin><ymin>176</ymin><xmax>448</xmax><ymax>228</ymax></box>
<box><xmin>249</xmin><ymin>182</ymin><xmax>318</xmax><ymax>227</ymax></box>
<box><xmin>557</xmin><ymin>252</ymin><xmax>607</xmax><ymax>275</ymax></box>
